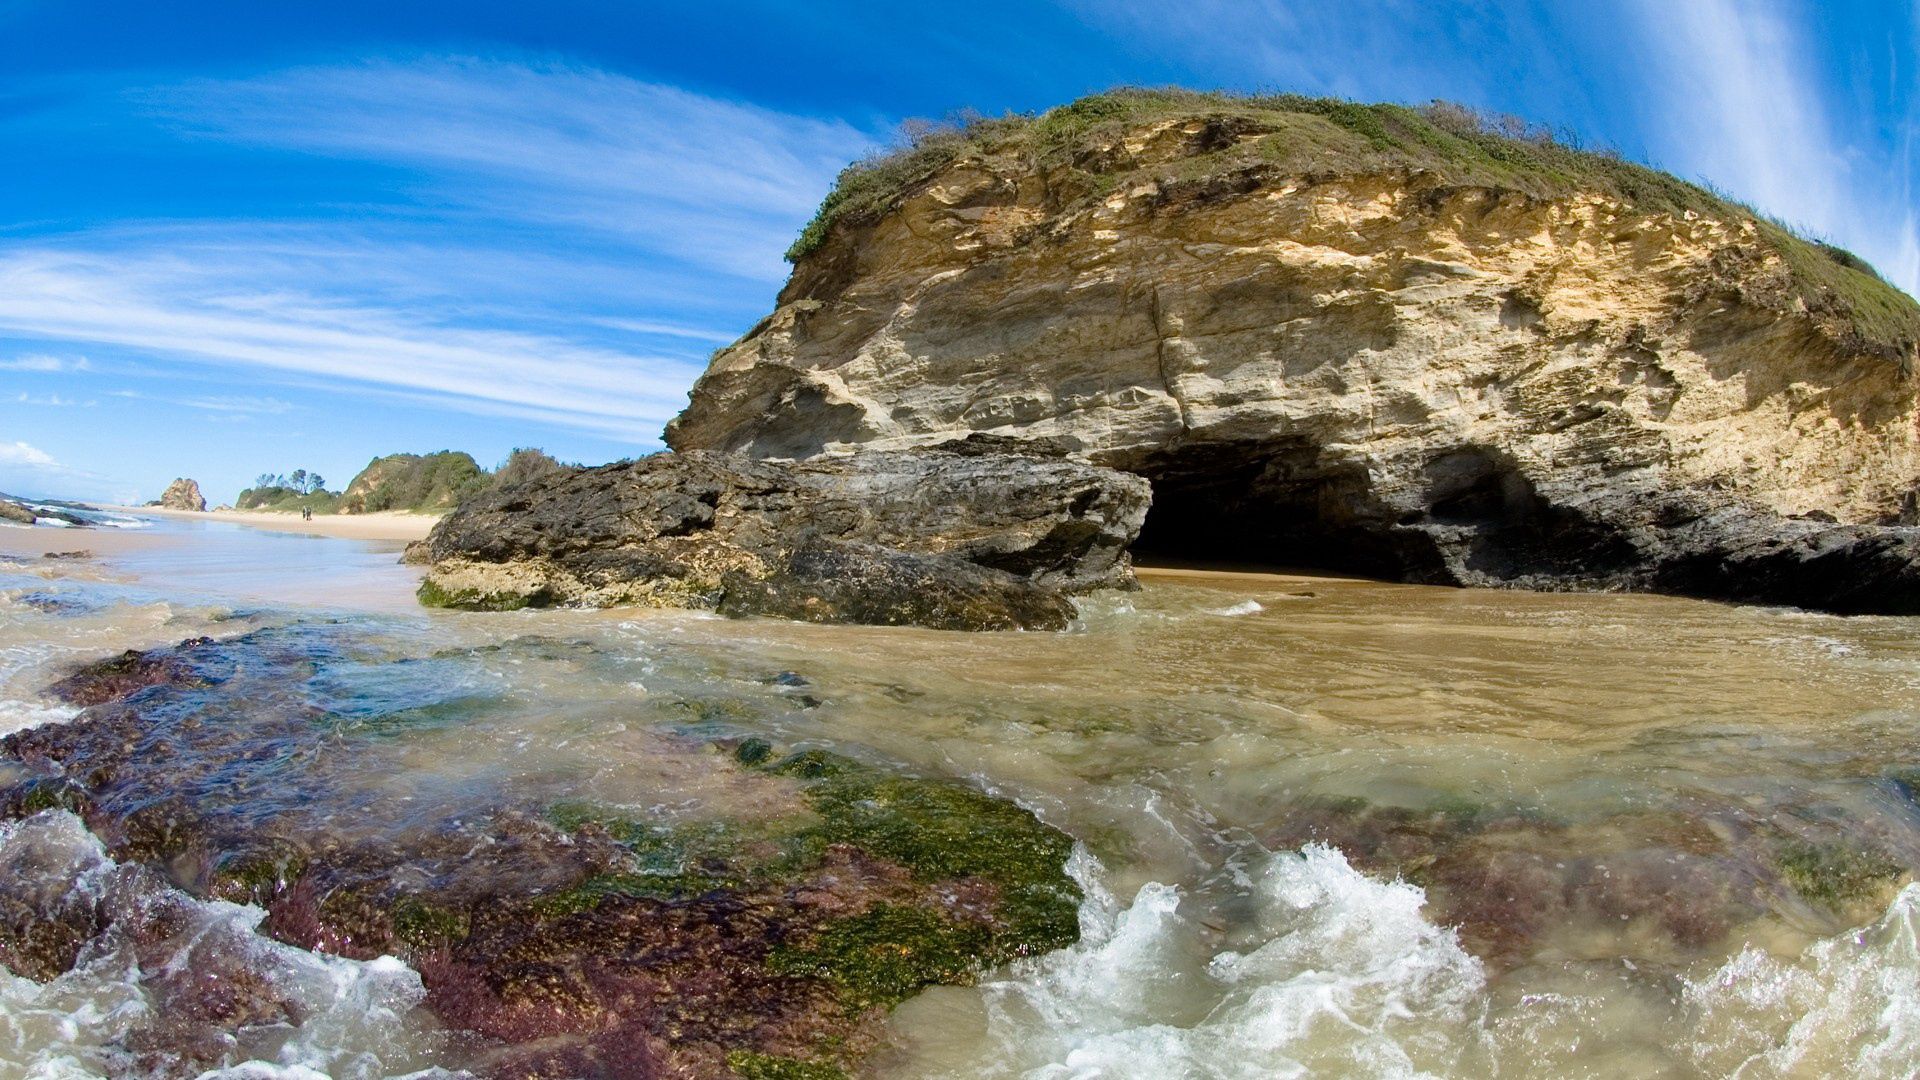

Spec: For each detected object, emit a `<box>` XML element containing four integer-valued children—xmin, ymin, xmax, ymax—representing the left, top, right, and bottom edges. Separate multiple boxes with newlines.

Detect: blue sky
<box><xmin>0</xmin><ymin>0</ymin><xmax>1914</xmax><ymax>503</ymax></box>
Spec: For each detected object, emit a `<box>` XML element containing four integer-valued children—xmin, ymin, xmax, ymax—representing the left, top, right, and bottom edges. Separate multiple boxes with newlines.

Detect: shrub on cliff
<box><xmin>339</xmin><ymin>451</ymin><xmax>489</xmax><ymax>514</ymax></box>
<box><xmin>489</xmin><ymin>447</ymin><xmax>566</xmax><ymax>490</ymax></box>
<box><xmin>234</xmin><ymin>485</ymin><xmax>341</xmax><ymax>514</ymax></box>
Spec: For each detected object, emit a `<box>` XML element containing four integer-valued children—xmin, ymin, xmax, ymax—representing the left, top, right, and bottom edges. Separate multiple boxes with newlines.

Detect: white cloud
<box><xmin>0</xmin><ymin>438</ymin><xmax>130</xmax><ymax>503</ymax></box>
<box><xmin>1627</xmin><ymin>1</ymin><xmax>1841</xmax><ymax>229</ymax></box>
<box><xmin>0</xmin><ymin>59</ymin><xmax>884</xmax><ymax>443</ymax></box>
<box><xmin>108</xmin><ymin>389</ymin><xmax>292</xmax><ymax>414</ymax></box>
<box><xmin>0</xmin><ymin>440</ymin><xmax>56</xmax><ymax>467</ymax></box>
<box><xmin>593</xmin><ymin>317</ymin><xmax>742</xmax><ymax>344</ymax></box>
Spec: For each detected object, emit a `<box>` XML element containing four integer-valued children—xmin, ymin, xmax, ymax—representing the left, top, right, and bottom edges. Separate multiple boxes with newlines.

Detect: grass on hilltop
<box><xmin>787</xmin><ymin>88</ymin><xmax>1918</xmax><ymax>362</ymax></box>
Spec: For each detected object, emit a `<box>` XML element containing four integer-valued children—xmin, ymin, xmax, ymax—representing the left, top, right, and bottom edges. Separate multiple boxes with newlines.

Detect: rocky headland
<box><xmin>651</xmin><ymin>91</ymin><xmax>1920</xmax><ymax>617</ymax></box>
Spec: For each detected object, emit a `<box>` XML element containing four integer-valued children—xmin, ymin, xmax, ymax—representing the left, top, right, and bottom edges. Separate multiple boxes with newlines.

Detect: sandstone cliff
<box><xmin>667</xmin><ymin>91</ymin><xmax>1920</xmax><ymax>612</ymax></box>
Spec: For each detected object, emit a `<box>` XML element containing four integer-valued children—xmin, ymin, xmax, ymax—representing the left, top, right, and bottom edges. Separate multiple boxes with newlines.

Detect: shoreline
<box><xmin>99</xmin><ymin>505</ymin><xmax>441</xmax><ymax>542</ymax></box>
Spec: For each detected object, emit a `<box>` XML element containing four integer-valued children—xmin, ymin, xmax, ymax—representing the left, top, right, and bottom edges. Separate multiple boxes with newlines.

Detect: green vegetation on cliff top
<box><xmin>238</xmin><ymin>447</ymin><xmax>566</xmax><ymax>517</ymax></box>
<box><xmin>789</xmin><ymin>88</ymin><xmax>1919</xmax><ymax>361</ymax></box>
<box><xmin>340</xmin><ymin>451</ymin><xmax>488</xmax><ymax>513</ymax></box>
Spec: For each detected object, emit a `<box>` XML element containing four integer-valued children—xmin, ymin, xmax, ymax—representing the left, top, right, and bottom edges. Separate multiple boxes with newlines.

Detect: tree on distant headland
<box><xmin>237</xmin><ymin>467</ymin><xmax>335</xmax><ymax>511</ymax></box>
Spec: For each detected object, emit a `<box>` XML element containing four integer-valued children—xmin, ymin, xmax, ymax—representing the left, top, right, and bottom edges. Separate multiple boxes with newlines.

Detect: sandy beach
<box><xmin>111</xmin><ymin>506</ymin><xmax>440</xmax><ymax>541</ymax></box>
<box><xmin>0</xmin><ymin>507</ymin><xmax>438</xmax><ymax>562</ymax></box>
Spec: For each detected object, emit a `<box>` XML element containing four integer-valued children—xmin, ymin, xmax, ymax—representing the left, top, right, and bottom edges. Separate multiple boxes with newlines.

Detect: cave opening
<box><xmin>1125</xmin><ymin>440</ymin><xmax>1444</xmax><ymax>580</ymax></box>
<box><xmin>1124</xmin><ymin>440</ymin><xmax>1640</xmax><ymax>585</ymax></box>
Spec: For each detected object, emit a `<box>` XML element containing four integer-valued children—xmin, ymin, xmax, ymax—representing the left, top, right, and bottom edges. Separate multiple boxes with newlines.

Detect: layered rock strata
<box><xmin>667</xmin><ymin>98</ymin><xmax>1920</xmax><ymax>614</ymax></box>
<box><xmin>418</xmin><ymin>443</ymin><xmax>1149</xmax><ymax>630</ymax></box>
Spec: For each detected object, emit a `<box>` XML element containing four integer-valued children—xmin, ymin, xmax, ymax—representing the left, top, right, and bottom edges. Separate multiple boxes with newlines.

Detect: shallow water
<box><xmin>4</xmin><ymin>519</ymin><xmax>1920</xmax><ymax>1077</ymax></box>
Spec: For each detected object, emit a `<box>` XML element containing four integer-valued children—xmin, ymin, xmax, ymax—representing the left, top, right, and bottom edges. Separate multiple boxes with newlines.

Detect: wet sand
<box><xmin>0</xmin><ymin>523</ymin><xmax>168</xmax><ymax>560</ymax></box>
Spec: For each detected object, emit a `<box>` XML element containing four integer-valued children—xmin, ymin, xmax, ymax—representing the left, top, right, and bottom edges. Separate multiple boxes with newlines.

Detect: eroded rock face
<box><xmin>0</xmin><ymin>500</ymin><xmax>34</xmax><ymax>525</ymax></box>
<box><xmin>160</xmin><ymin>478</ymin><xmax>206</xmax><ymax>512</ymax></box>
<box><xmin>419</xmin><ymin>444</ymin><xmax>1149</xmax><ymax>630</ymax></box>
<box><xmin>666</xmin><ymin>114</ymin><xmax>1920</xmax><ymax>613</ymax></box>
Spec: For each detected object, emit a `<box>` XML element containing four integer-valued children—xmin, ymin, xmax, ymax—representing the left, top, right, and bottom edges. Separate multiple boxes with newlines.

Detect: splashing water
<box><xmin>901</xmin><ymin>844</ymin><xmax>1483</xmax><ymax>1079</ymax></box>
<box><xmin>7</xmin><ymin>519</ymin><xmax>1920</xmax><ymax>1076</ymax></box>
<box><xmin>1684</xmin><ymin>883</ymin><xmax>1920</xmax><ymax>1077</ymax></box>
<box><xmin>0</xmin><ymin>812</ymin><xmax>455</xmax><ymax>1080</ymax></box>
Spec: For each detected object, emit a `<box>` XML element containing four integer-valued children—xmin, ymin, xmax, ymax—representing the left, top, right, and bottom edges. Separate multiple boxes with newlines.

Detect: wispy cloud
<box><xmin>1627</xmin><ymin>1</ymin><xmax>1841</xmax><ymax>226</ymax></box>
<box><xmin>14</xmin><ymin>392</ymin><xmax>93</xmax><ymax>407</ymax></box>
<box><xmin>141</xmin><ymin>57</ymin><xmax>877</xmax><ymax>283</ymax></box>
<box><xmin>0</xmin><ymin>58</ymin><xmax>879</xmax><ymax>447</ymax></box>
<box><xmin>1616</xmin><ymin>1</ymin><xmax>1914</xmax><ymax>294</ymax></box>
<box><xmin>0</xmin><ymin>244</ymin><xmax>706</xmax><ymax>439</ymax></box>
<box><xmin>107</xmin><ymin>389</ymin><xmax>292</xmax><ymax>414</ymax></box>
<box><xmin>0</xmin><ymin>353</ymin><xmax>90</xmax><ymax>372</ymax></box>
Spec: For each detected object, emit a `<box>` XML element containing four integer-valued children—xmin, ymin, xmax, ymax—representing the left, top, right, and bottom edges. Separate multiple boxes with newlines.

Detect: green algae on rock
<box><xmin>0</xmin><ymin>630</ymin><xmax>1086</xmax><ymax>1080</ymax></box>
<box><xmin>726</xmin><ymin>1050</ymin><xmax>849</xmax><ymax>1080</ymax></box>
<box><xmin>1774</xmin><ymin>839</ymin><xmax>1905</xmax><ymax>906</ymax></box>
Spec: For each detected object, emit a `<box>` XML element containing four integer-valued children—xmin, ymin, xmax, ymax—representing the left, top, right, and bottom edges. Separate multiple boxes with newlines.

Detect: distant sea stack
<box><xmin>159</xmin><ymin>478</ymin><xmax>206</xmax><ymax>512</ymax></box>
<box><xmin>666</xmin><ymin>90</ymin><xmax>1920</xmax><ymax>615</ymax></box>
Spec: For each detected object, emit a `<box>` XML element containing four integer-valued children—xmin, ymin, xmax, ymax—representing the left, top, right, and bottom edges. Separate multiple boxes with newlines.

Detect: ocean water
<box><xmin>4</xmin><ymin>518</ymin><xmax>1920</xmax><ymax>1077</ymax></box>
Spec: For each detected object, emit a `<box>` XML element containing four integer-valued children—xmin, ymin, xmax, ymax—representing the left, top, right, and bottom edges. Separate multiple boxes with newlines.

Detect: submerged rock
<box><xmin>44</xmin><ymin>637</ymin><xmax>214</xmax><ymax>706</ymax></box>
<box><xmin>666</xmin><ymin>91</ymin><xmax>1920</xmax><ymax>615</ymax></box>
<box><xmin>0</xmin><ymin>630</ymin><xmax>1085</xmax><ymax>1078</ymax></box>
<box><xmin>159</xmin><ymin>477</ymin><xmax>207</xmax><ymax>512</ymax></box>
<box><xmin>418</xmin><ymin>444</ymin><xmax>1149</xmax><ymax>630</ymax></box>
<box><xmin>1270</xmin><ymin>793</ymin><xmax>1912</xmax><ymax>967</ymax></box>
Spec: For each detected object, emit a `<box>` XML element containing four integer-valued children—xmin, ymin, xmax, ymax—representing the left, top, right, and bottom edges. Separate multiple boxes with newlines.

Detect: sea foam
<box><xmin>963</xmin><ymin>843</ymin><xmax>1485</xmax><ymax>1079</ymax></box>
<box><xmin>0</xmin><ymin>812</ymin><xmax>456</xmax><ymax>1080</ymax></box>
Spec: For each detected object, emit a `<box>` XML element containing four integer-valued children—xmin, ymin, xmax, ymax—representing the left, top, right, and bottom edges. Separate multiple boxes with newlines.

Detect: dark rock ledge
<box><xmin>417</xmin><ymin>441</ymin><xmax>1151</xmax><ymax>631</ymax></box>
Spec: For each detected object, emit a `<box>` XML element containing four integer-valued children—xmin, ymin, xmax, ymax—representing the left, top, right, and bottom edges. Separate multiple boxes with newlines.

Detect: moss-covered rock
<box><xmin>416</xmin><ymin>577</ymin><xmax>540</xmax><ymax>611</ymax></box>
<box><xmin>726</xmin><ymin>1050</ymin><xmax>848</xmax><ymax>1080</ymax></box>
<box><xmin>0</xmin><ymin>629</ymin><xmax>1084</xmax><ymax>1080</ymax></box>
<box><xmin>767</xmin><ymin>903</ymin><xmax>990</xmax><ymax>1010</ymax></box>
<box><xmin>1774</xmin><ymin>839</ymin><xmax>1904</xmax><ymax>906</ymax></box>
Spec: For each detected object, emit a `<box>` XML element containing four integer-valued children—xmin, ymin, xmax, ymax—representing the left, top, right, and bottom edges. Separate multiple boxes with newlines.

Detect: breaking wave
<box><xmin>0</xmin><ymin>812</ymin><xmax>456</xmax><ymax>1080</ymax></box>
